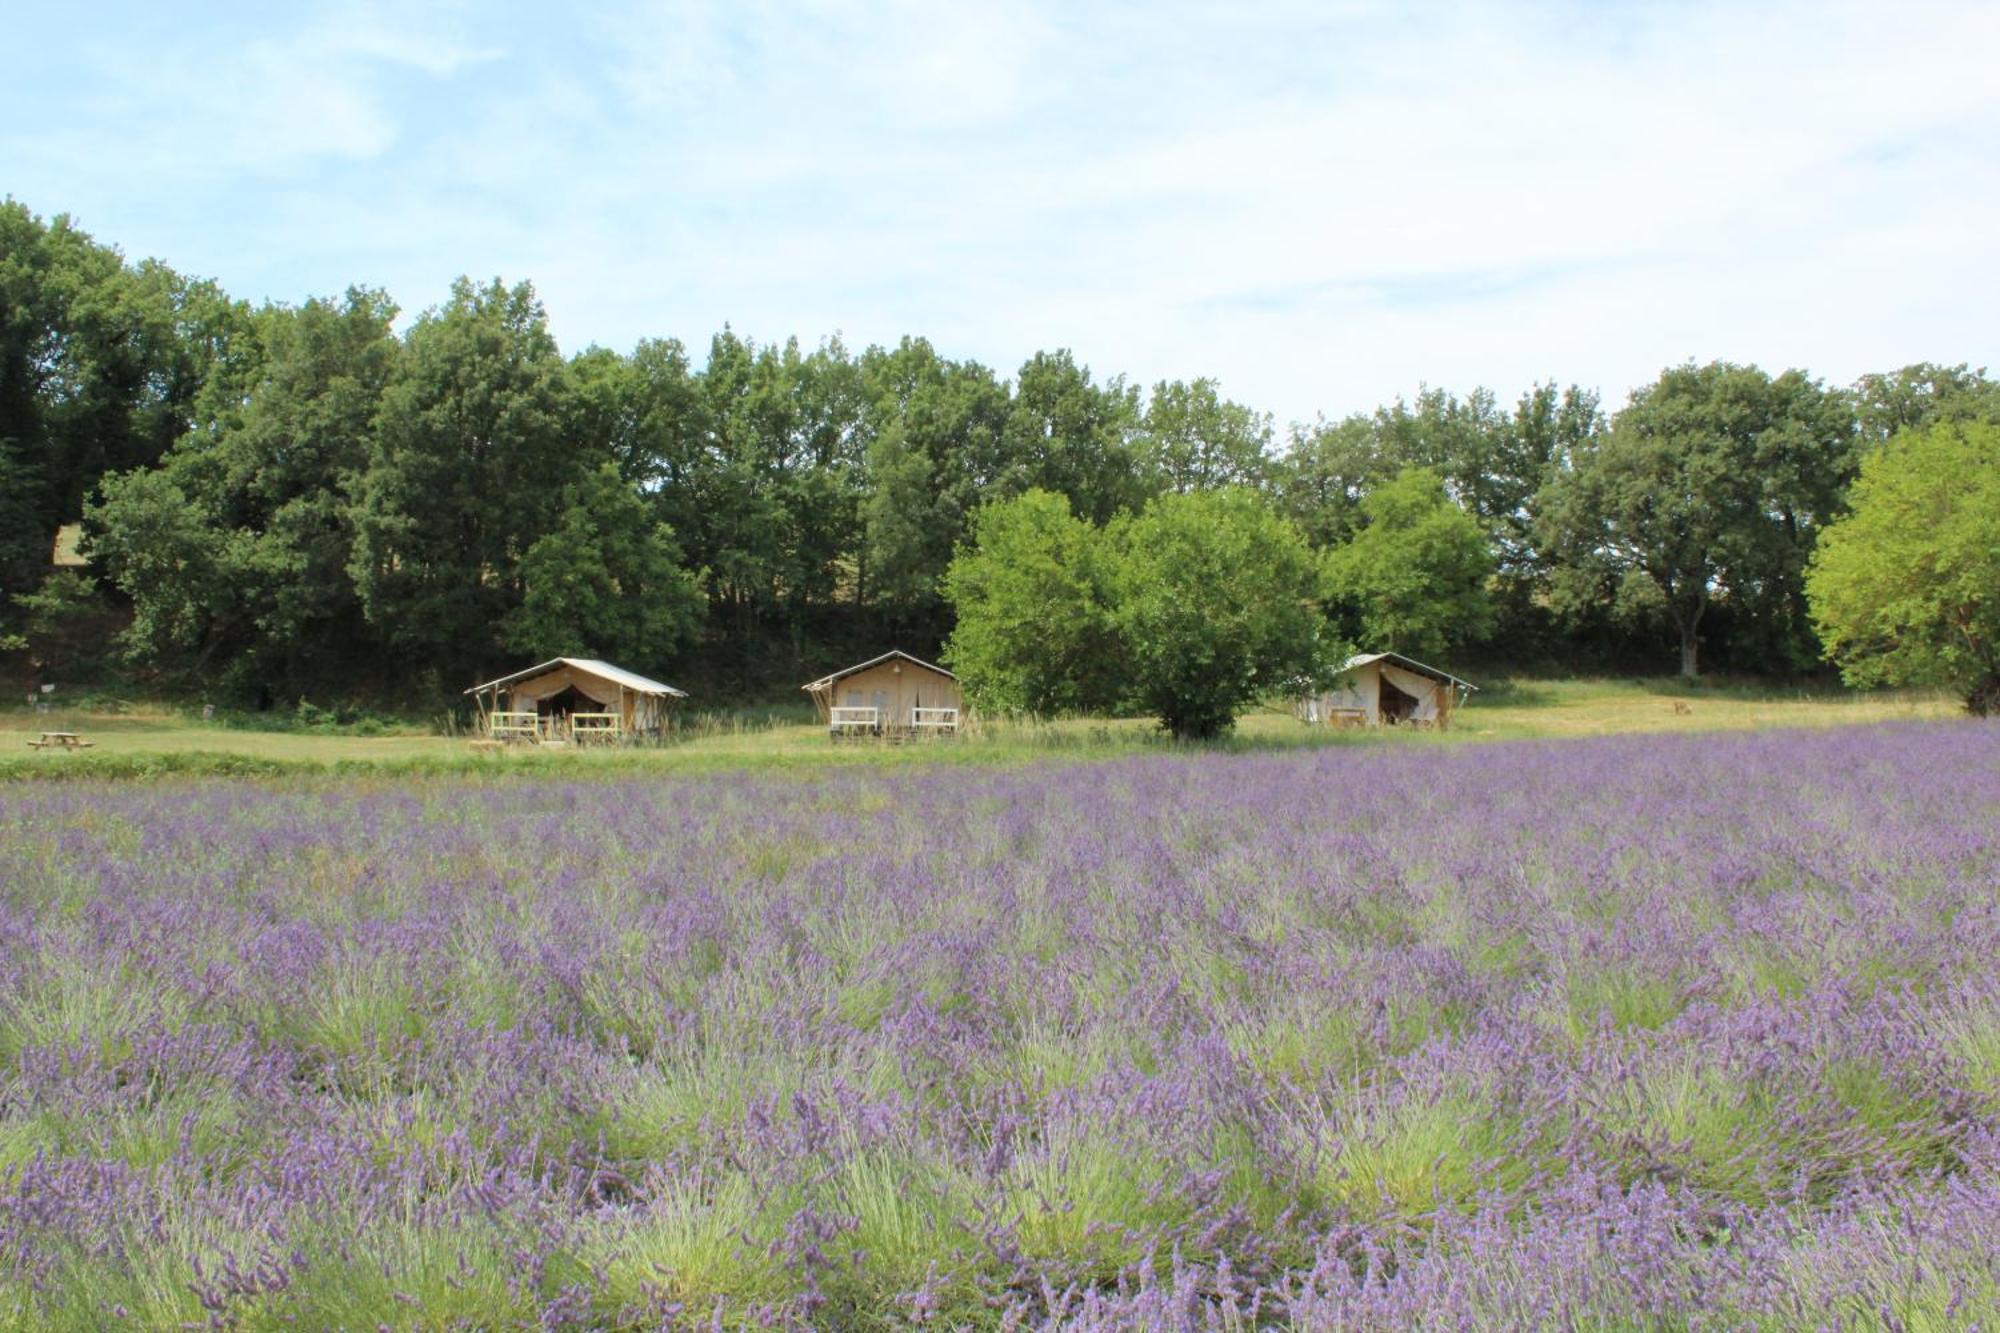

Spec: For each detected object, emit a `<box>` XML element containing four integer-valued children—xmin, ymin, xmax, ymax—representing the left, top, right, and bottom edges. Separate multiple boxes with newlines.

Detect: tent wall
<box><xmin>820</xmin><ymin>661</ymin><xmax>961</xmax><ymax>728</ymax></box>
<box><xmin>1302</xmin><ymin>665</ymin><xmax>1378</xmax><ymax>725</ymax></box>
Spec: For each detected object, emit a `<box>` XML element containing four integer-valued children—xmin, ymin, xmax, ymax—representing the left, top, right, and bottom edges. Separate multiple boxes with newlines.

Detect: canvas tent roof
<box><xmin>802</xmin><ymin>649</ymin><xmax>956</xmax><ymax>694</ymax></box>
<box><xmin>1341</xmin><ymin>652</ymin><xmax>1477</xmax><ymax>692</ymax></box>
<box><xmin>465</xmin><ymin>658</ymin><xmax>687</xmax><ymax>698</ymax></box>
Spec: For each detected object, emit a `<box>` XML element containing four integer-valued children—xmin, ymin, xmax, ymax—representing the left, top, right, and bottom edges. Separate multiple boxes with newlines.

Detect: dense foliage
<box><xmin>0</xmin><ymin>723</ymin><xmax>1995</xmax><ymax>1325</ymax></box>
<box><xmin>1807</xmin><ymin>421</ymin><xmax>2000</xmax><ymax>714</ymax></box>
<box><xmin>943</xmin><ymin>488</ymin><xmax>1326</xmax><ymax>737</ymax></box>
<box><xmin>1320</xmin><ymin>467</ymin><xmax>1493</xmax><ymax>663</ymax></box>
<box><xmin>938</xmin><ymin>490</ymin><xmax>1121</xmax><ymax>716</ymax></box>
<box><xmin>4</xmin><ymin>198</ymin><xmax>1999</xmax><ymax>705</ymax></box>
<box><xmin>1104</xmin><ymin>489</ymin><xmax>1327</xmax><ymax>739</ymax></box>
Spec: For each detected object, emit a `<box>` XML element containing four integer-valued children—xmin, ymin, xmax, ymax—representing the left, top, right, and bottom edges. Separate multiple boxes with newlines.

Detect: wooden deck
<box><xmin>827</xmin><ymin>705</ymin><xmax>961</xmax><ymax>741</ymax></box>
<box><xmin>481</xmin><ymin>711</ymin><xmax>629</xmax><ymax>745</ymax></box>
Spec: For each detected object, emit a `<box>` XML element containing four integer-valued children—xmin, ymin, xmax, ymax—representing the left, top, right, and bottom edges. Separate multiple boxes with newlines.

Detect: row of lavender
<box><xmin>0</xmin><ymin>722</ymin><xmax>1995</xmax><ymax>1327</ymax></box>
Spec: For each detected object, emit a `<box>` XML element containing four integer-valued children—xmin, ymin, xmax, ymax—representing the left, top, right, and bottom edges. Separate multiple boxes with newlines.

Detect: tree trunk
<box><xmin>1675</xmin><ymin>590</ymin><xmax>1708</xmax><ymax>679</ymax></box>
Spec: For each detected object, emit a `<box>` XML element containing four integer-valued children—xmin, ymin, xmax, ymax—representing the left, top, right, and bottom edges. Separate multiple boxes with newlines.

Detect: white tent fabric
<box><xmin>1304</xmin><ymin>679</ymin><xmax>1372</xmax><ymax>722</ymax></box>
<box><xmin>1380</xmin><ymin>664</ymin><xmax>1441</xmax><ymax>721</ymax></box>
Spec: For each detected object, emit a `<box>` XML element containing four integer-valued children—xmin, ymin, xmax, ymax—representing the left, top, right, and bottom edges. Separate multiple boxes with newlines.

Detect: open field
<box><xmin>0</xmin><ymin>720</ymin><xmax>1995</xmax><ymax>1326</ymax></box>
<box><xmin>0</xmin><ymin>677</ymin><xmax>1958</xmax><ymax>778</ymax></box>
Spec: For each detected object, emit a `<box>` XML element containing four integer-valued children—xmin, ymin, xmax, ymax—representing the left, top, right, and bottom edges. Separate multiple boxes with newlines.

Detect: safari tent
<box><xmin>465</xmin><ymin>658</ymin><xmax>685</xmax><ymax>743</ymax></box>
<box><xmin>802</xmin><ymin>650</ymin><xmax>962</xmax><ymax>738</ymax></box>
<box><xmin>1298</xmin><ymin>652</ymin><xmax>1475</xmax><ymax>730</ymax></box>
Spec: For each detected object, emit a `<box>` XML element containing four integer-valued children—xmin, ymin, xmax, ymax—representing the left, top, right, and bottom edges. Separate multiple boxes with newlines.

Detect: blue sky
<box><xmin>7</xmin><ymin>1</ymin><xmax>1998</xmax><ymax>426</ymax></box>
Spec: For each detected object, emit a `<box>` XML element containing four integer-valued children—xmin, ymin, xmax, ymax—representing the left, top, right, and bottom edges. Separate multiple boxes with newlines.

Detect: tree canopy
<box><xmin>1106</xmin><ymin>489</ymin><xmax>1326</xmax><ymax>740</ymax></box>
<box><xmin>1537</xmin><ymin>363</ymin><xmax>1855</xmax><ymax>677</ymax></box>
<box><xmin>1322</xmin><ymin>467</ymin><xmax>1494</xmax><ymax>663</ymax></box>
<box><xmin>6</xmin><ymin>197</ymin><xmax>1995</xmax><ymax>709</ymax></box>
<box><xmin>1806</xmin><ymin>421</ymin><xmax>2000</xmax><ymax>714</ymax></box>
<box><xmin>940</xmin><ymin>489</ymin><xmax>1120</xmax><ymax>716</ymax></box>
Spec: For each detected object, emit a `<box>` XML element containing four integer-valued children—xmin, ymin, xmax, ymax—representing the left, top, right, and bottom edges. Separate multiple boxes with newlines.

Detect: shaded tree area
<box><xmin>6</xmin><ymin>197</ymin><xmax>2000</xmax><ymax>708</ymax></box>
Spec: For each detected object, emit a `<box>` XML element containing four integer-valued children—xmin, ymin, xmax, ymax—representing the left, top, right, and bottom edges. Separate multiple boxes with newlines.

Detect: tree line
<box><xmin>3</xmin><ymin>200</ymin><xmax>1996</xmax><ymax>713</ymax></box>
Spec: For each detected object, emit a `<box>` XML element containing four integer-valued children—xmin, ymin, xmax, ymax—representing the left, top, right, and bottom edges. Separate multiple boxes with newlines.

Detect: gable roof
<box><xmin>802</xmin><ymin>649</ymin><xmax>956</xmax><ymax>693</ymax></box>
<box><xmin>1343</xmin><ymin>652</ymin><xmax>1477</xmax><ymax>691</ymax></box>
<box><xmin>465</xmin><ymin>658</ymin><xmax>687</xmax><ymax>698</ymax></box>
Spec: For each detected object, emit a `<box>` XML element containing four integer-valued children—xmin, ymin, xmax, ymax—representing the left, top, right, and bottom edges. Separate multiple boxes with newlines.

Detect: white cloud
<box><xmin>8</xmin><ymin>0</ymin><xmax>1997</xmax><ymax>423</ymax></box>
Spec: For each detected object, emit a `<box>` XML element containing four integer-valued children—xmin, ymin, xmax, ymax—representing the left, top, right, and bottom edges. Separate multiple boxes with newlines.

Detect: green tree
<box><xmin>349</xmin><ymin>278</ymin><xmax>581</xmax><ymax>684</ymax></box>
<box><xmin>0</xmin><ymin>202</ymin><xmax>252</xmax><ymax>615</ymax></box>
<box><xmin>1323</xmin><ymin>468</ymin><xmax>1494</xmax><ymax>661</ymax></box>
<box><xmin>857</xmin><ymin>338</ymin><xmax>1011</xmax><ymax>633</ymax></box>
<box><xmin>1136</xmin><ymin>378</ymin><xmax>1270</xmax><ymax>493</ymax></box>
<box><xmin>3</xmin><ymin>570</ymin><xmax>104</xmax><ymax>685</ymax></box>
<box><xmin>89</xmin><ymin>289</ymin><xmax>400</xmax><ymax>694</ymax></box>
<box><xmin>1270</xmin><ymin>414</ymin><xmax>1388</xmax><ymax>548</ymax></box>
<box><xmin>1107</xmin><ymin>488</ymin><xmax>1325</xmax><ymax>740</ymax></box>
<box><xmin>1538</xmin><ymin>362</ymin><xmax>1855</xmax><ymax>677</ymax></box>
<box><xmin>1002</xmin><ymin>350</ymin><xmax>1145</xmax><ymax>524</ymax></box>
<box><xmin>1806</xmin><ymin>421</ymin><xmax>2000</xmax><ymax>714</ymax></box>
<box><xmin>505</xmin><ymin>463</ymin><xmax>705</xmax><ymax>668</ymax></box>
<box><xmin>860</xmin><ymin>421</ymin><xmax>947</xmax><ymax>624</ymax></box>
<box><xmin>1852</xmin><ymin>363</ymin><xmax>1999</xmax><ymax>446</ymax></box>
<box><xmin>941</xmin><ymin>489</ymin><xmax>1121</xmax><ymax>715</ymax></box>
<box><xmin>85</xmin><ymin>468</ymin><xmax>249</xmax><ymax>673</ymax></box>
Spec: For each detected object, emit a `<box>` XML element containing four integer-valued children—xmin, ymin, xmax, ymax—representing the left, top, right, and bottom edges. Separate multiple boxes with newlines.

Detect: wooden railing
<box><xmin>828</xmin><ymin>706</ymin><xmax>880</xmax><ymax>735</ymax></box>
<box><xmin>569</xmin><ymin>712</ymin><xmax>622</xmax><ymax>742</ymax></box>
<box><xmin>911</xmin><ymin>707</ymin><xmax>959</xmax><ymax>733</ymax></box>
<box><xmin>488</xmin><ymin>710</ymin><xmax>541</xmax><ymax>741</ymax></box>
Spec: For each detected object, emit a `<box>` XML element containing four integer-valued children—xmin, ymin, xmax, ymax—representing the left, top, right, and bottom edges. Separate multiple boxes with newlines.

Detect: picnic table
<box><xmin>26</xmin><ymin>731</ymin><xmax>93</xmax><ymax>750</ymax></box>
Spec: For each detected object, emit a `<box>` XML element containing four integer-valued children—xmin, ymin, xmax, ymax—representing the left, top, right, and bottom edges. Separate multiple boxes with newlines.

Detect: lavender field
<box><xmin>0</xmin><ymin>722</ymin><xmax>1997</xmax><ymax>1329</ymax></box>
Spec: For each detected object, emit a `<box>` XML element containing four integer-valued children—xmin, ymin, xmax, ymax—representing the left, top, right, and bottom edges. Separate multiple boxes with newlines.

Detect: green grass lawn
<box><xmin>0</xmin><ymin>677</ymin><xmax>1958</xmax><ymax>779</ymax></box>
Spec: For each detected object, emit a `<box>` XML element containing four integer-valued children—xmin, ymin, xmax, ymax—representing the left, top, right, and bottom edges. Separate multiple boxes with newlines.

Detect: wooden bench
<box><xmin>27</xmin><ymin>732</ymin><xmax>93</xmax><ymax>750</ymax></box>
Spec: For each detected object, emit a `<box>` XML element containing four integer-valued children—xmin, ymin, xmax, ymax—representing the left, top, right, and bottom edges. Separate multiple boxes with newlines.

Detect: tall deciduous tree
<box><xmin>1538</xmin><ymin>362</ymin><xmax>1854</xmax><ymax>677</ymax></box>
<box><xmin>1108</xmin><ymin>489</ymin><xmax>1326</xmax><ymax>740</ymax></box>
<box><xmin>89</xmin><ymin>288</ymin><xmax>398</xmax><ymax>692</ymax></box>
<box><xmin>350</xmin><ymin>278</ymin><xmax>581</xmax><ymax>684</ymax></box>
<box><xmin>1807</xmin><ymin>421</ymin><xmax>2000</xmax><ymax>714</ymax></box>
<box><xmin>1270</xmin><ymin>414</ymin><xmax>1388</xmax><ymax>548</ymax></box>
<box><xmin>505</xmin><ymin>463</ymin><xmax>705</xmax><ymax>669</ymax></box>
<box><xmin>1323</xmin><ymin>468</ymin><xmax>1494</xmax><ymax>661</ymax></box>
<box><xmin>1851</xmin><ymin>363</ymin><xmax>2000</xmax><ymax>446</ymax></box>
<box><xmin>1137</xmin><ymin>378</ymin><xmax>1271</xmax><ymax>493</ymax></box>
<box><xmin>857</xmin><ymin>338</ymin><xmax>1010</xmax><ymax>629</ymax></box>
<box><xmin>941</xmin><ymin>489</ymin><xmax>1121</xmax><ymax>715</ymax></box>
<box><xmin>1003</xmin><ymin>350</ymin><xmax>1145</xmax><ymax>525</ymax></box>
<box><xmin>0</xmin><ymin>202</ymin><xmax>251</xmax><ymax>614</ymax></box>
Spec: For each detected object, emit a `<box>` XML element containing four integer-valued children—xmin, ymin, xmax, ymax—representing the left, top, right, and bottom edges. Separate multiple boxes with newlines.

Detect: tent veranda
<box><xmin>465</xmin><ymin>658</ymin><xmax>686</xmax><ymax>741</ymax></box>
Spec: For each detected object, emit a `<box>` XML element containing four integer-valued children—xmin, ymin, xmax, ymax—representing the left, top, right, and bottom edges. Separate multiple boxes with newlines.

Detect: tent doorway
<box><xmin>1379</xmin><ymin>675</ymin><xmax>1420</xmax><ymax>725</ymax></box>
<box><xmin>537</xmin><ymin>685</ymin><xmax>598</xmax><ymax>722</ymax></box>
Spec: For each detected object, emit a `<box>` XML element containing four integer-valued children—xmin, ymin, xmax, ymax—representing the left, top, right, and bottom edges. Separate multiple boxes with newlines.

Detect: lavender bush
<box><xmin>0</xmin><ymin>721</ymin><xmax>1995</xmax><ymax>1328</ymax></box>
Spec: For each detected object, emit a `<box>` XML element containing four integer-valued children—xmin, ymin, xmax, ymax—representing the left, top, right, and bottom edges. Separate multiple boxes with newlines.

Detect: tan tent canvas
<box><xmin>803</xmin><ymin>650</ymin><xmax>962</xmax><ymax>737</ymax></box>
<box><xmin>466</xmin><ymin>658</ymin><xmax>685</xmax><ymax>738</ymax></box>
<box><xmin>1299</xmin><ymin>652</ymin><xmax>1474</xmax><ymax>729</ymax></box>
